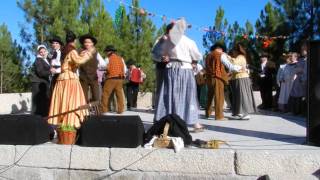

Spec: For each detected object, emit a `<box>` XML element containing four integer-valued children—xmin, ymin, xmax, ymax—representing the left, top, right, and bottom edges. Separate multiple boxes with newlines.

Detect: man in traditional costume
<box><xmin>48</xmin><ymin>36</ymin><xmax>63</xmax><ymax>92</ymax></box>
<box><xmin>48</xmin><ymin>31</ymin><xmax>95</xmax><ymax>129</ymax></box>
<box><xmin>258</xmin><ymin>53</ymin><xmax>277</xmax><ymax>110</ymax></box>
<box><xmin>78</xmin><ymin>34</ymin><xmax>106</xmax><ymax>102</ymax></box>
<box><xmin>205</xmin><ymin>42</ymin><xmax>244</xmax><ymax>120</ymax></box>
<box><xmin>100</xmin><ymin>45</ymin><xmax>127</xmax><ymax>114</ymax></box>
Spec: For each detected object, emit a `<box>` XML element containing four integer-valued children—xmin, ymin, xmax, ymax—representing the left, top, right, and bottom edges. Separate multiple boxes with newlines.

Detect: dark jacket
<box><xmin>144</xmin><ymin>114</ymin><xmax>192</xmax><ymax>145</ymax></box>
<box><xmin>79</xmin><ymin>52</ymin><xmax>98</xmax><ymax>82</ymax></box>
<box><xmin>30</xmin><ymin>57</ymin><xmax>51</xmax><ymax>83</ymax></box>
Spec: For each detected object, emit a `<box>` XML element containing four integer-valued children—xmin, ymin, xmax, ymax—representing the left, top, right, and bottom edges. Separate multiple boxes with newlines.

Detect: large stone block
<box><xmin>110</xmin><ymin>148</ymin><xmax>235</xmax><ymax>175</ymax></box>
<box><xmin>0</xmin><ymin>145</ymin><xmax>15</xmax><ymax>166</ymax></box>
<box><xmin>0</xmin><ymin>166</ymin><xmax>108</xmax><ymax>180</ymax></box>
<box><xmin>15</xmin><ymin>144</ymin><xmax>71</xmax><ymax>169</ymax></box>
<box><xmin>104</xmin><ymin>171</ymin><xmax>257</xmax><ymax>180</ymax></box>
<box><xmin>70</xmin><ymin>146</ymin><xmax>109</xmax><ymax>170</ymax></box>
<box><xmin>236</xmin><ymin>150</ymin><xmax>320</xmax><ymax>177</ymax></box>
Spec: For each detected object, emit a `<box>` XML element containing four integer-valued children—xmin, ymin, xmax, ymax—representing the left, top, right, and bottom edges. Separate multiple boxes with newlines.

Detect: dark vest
<box><xmin>79</xmin><ymin>52</ymin><xmax>98</xmax><ymax>82</ymax></box>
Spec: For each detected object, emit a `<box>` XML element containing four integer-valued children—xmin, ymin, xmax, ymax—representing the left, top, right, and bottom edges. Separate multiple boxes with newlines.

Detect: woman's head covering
<box><xmin>65</xmin><ymin>30</ymin><xmax>77</xmax><ymax>43</ymax></box>
<box><xmin>37</xmin><ymin>45</ymin><xmax>47</xmax><ymax>52</ymax></box>
<box><xmin>168</xmin><ymin>18</ymin><xmax>188</xmax><ymax>45</ymax></box>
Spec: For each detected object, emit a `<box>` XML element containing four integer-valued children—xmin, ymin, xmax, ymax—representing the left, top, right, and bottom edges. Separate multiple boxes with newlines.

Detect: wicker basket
<box><xmin>153</xmin><ymin>122</ymin><xmax>172</xmax><ymax>148</ymax></box>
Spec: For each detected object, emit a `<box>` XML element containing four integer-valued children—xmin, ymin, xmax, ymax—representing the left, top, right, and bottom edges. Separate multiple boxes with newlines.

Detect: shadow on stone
<box><xmin>205</xmin><ymin>125</ymin><xmax>305</xmax><ymax>145</ymax></box>
<box><xmin>10</xmin><ymin>100</ymin><xmax>29</xmax><ymax>114</ymax></box>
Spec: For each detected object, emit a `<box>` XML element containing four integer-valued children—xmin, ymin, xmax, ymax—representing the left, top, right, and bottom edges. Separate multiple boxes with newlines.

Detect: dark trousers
<box><xmin>50</xmin><ymin>74</ymin><xmax>59</xmax><ymax>95</ymax></box>
<box><xmin>80</xmin><ymin>79</ymin><xmax>100</xmax><ymax>103</ymax></box>
<box><xmin>127</xmin><ymin>81</ymin><xmax>139</xmax><ymax>108</ymax></box>
<box><xmin>31</xmin><ymin>82</ymin><xmax>50</xmax><ymax>117</ymax></box>
<box><xmin>259</xmin><ymin>79</ymin><xmax>273</xmax><ymax>109</ymax></box>
<box><xmin>206</xmin><ymin>78</ymin><xmax>225</xmax><ymax>120</ymax></box>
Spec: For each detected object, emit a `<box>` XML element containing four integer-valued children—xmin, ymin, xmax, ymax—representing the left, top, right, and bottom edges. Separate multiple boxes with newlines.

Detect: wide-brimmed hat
<box><xmin>259</xmin><ymin>53</ymin><xmax>270</xmax><ymax>58</ymax></box>
<box><xmin>48</xmin><ymin>36</ymin><xmax>64</xmax><ymax>45</ymax></box>
<box><xmin>79</xmin><ymin>34</ymin><xmax>97</xmax><ymax>45</ymax></box>
<box><xmin>66</xmin><ymin>30</ymin><xmax>77</xmax><ymax>43</ymax></box>
<box><xmin>104</xmin><ymin>45</ymin><xmax>117</xmax><ymax>52</ymax></box>
<box><xmin>210</xmin><ymin>42</ymin><xmax>226</xmax><ymax>52</ymax></box>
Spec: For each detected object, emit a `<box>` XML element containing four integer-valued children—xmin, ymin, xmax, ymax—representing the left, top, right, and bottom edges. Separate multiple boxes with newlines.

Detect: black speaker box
<box><xmin>307</xmin><ymin>40</ymin><xmax>320</xmax><ymax>146</ymax></box>
<box><xmin>78</xmin><ymin>115</ymin><xmax>145</xmax><ymax>148</ymax></box>
<box><xmin>0</xmin><ymin>115</ymin><xmax>50</xmax><ymax>145</ymax></box>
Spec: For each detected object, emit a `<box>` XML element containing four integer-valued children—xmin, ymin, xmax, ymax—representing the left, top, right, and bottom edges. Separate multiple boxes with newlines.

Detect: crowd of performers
<box><xmin>31</xmin><ymin>31</ymin><xmax>146</xmax><ymax>129</ymax></box>
<box><xmin>31</xmin><ymin>18</ymin><xmax>308</xmax><ymax>134</ymax></box>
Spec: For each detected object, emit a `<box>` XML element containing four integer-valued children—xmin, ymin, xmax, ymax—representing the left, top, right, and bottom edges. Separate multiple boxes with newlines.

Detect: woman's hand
<box><xmin>161</xmin><ymin>55</ymin><xmax>169</xmax><ymax>63</ymax></box>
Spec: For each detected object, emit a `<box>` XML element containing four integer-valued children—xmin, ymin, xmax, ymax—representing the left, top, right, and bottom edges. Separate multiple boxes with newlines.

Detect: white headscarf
<box><xmin>169</xmin><ymin>18</ymin><xmax>187</xmax><ymax>45</ymax></box>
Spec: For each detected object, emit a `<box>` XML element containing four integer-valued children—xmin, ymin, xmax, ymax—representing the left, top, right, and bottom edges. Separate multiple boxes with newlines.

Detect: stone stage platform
<box><xmin>0</xmin><ymin>110</ymin><xmax>319</xmax><ymax>180</ymax></box>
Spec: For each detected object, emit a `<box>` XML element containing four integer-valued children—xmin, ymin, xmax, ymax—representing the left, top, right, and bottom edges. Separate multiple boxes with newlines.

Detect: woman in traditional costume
<box><xmin>229</xmin><ymin>43</ymin><xmax>256</xmax><ymax>120</ymax></box>
<box><xmin>278</xmin><ymin>53</ymin><xmax>298</xmax><ymax>112</ymax></box>
<box><xmin>30</xmin><ymin>45</ymin><xmax>52</xmax><ymax>117</ymax></box>
<box><xmin>48</xmin><ymin>31</ymin><xmax>95</xmax><ymax>129</ymax></box>
<box><xmin>152</xmin><ymin>18</ymin><xmax>204</xmax><ymax>132</ymax></box>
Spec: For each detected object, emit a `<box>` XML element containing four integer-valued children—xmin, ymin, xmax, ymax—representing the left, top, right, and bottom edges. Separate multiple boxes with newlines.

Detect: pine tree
<box><xmin>81</xmin><ymin>0</ymin><xmax>117</xmax><ymax>52</ymax></box>
<box><xmin>0</xmin><ymin>24</ymin><xmax>30</xmax><ymax>93</ymax></box>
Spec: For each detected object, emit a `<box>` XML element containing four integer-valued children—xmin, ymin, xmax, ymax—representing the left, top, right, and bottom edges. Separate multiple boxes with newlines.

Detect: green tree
<box><xmin>81</xmin><ymin>0</ymin><xmax>117</xmax><ymax>52</ymax></box>
<box><xmin>0</xmin><ymin>24</ymin><xmax>30</xmax><ymax>93</ymax></box>
<box><xmin>203</xmin><ymin>6</ymin><xmax>229</xmax><ymax>52</ymax></box>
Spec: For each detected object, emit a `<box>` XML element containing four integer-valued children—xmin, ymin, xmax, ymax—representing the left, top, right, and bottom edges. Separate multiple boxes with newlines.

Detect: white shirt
<box><xmin>96</xmin><ymin>52</ymin><xmax>107</xmax><ymax>70</ymax></box>
<box><xmin>154</xmin><ymin>35</ymin><xmax>202</xmax><ymax>69</ymax></box>
<box><xmin>51</xmin><ymin>49</ymin><xmax>61</xmax><ymax>74</ymax></box>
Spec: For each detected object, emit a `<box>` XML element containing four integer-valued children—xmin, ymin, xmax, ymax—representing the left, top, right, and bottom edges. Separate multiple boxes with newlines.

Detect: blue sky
<box><xmin>0</xmin><ymin>0</ymin><xmax>269</xmax><ymax>53</ymax></box>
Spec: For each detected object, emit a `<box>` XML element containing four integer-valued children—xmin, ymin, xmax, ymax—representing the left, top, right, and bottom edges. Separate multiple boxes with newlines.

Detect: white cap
<box><xmin>37</xmin><ymin>44</ymin><xmax>47</xmax><ymax>51</ymax></box>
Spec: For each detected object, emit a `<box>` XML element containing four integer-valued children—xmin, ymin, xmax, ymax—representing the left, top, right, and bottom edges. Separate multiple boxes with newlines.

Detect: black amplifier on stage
<box><xmin>0</xmin><ymin>115</ymin><xmax>50</xmax><ymax>145</ymax></box>
<box><xmin>78</xmin><ymin>115</ymin><xmax>145</xmax><ymax>148</ymax></box>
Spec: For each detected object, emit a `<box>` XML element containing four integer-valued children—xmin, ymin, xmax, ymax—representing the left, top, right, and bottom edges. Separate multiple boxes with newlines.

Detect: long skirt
<box><xmin>154</xmin><ymin>67</ymin><xmax>199</xmax><ymax>125</ymax></box>
<box><xmin>48</xmin><ymin>78</ymin><xmax>89</xmax><ymax>128</ymax></box>
<box><xmin>230</xmin><ymin>77</ymin><xmax>256</xmax><ymax>116</ymax></box>
<box><xmin>31</xmin><ymin>81</ymin><xmax>50</xmax><ymax>117</ymax></box>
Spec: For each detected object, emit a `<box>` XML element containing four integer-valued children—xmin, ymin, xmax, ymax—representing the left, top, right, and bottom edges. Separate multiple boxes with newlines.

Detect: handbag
<box><xmin>153</xmin><ymin>122</ymin><xmax>172</xmax><ymax>148</ymax></box>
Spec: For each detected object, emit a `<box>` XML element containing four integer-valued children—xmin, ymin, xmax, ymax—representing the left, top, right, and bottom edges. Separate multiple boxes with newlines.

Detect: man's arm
<box><xmin>221</xmin><ymin>53</ymin><xmax>242</xmax><ymax>72</ymax></box>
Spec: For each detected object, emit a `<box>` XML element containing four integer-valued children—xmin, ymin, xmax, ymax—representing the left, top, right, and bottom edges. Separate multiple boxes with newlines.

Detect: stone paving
<box><xmin>122</xmin><ymin>108</ymin><xmax>319</xmax><ymax>150</ymax></box>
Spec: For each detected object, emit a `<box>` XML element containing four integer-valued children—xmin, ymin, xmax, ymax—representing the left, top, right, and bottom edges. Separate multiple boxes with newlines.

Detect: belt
<box><xmin>107</xmin><ymin>76</ymin><xmax>125</xmax><ymax>80</ymax></box>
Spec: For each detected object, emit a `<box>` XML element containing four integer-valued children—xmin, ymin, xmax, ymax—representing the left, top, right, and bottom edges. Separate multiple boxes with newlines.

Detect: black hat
<box><xmin>66</xmin><ymin>30</ymin><xmax>77</xmax><ymax>43</ymax></box>
<box><xmin>79</xmin><ymin>34</ymin><xmax>97</xmax><ymax>45</ymax></box>
<box><xmin>210</xmin><ymin>42</ymin><xmax>226</xmax><ymax>52</ymax></box>
<box><xmin>48</xmin><ymin>36</ymin><xmax>64</xmax><ymax>45</ymax></box>
<box><xmin>104</xmin><ymin>45</ymin><xmax>117</xmax><ymax>52</ymax></box>
<box><xmin>259</xmin><ymin>53</ymin><xmax>269</xmax><ymax>58</ymax></box>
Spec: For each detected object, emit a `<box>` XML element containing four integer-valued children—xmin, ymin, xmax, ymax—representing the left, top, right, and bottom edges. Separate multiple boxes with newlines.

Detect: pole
<box><xmin>0</xmin><ymin>53</ymin><xmax>3</xmax><ymax>94</ymax></box>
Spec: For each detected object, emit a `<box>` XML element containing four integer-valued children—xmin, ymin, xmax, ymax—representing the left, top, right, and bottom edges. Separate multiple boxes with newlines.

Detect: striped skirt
<box><xmin>154</xmin><ymin>67</ymin><xmax>199</xmax><ymax>125</ymax></box>
<box><xmin>48</xmin><ymin>77</ymin><xmax>88</xmax><ymax>128</ymax></box>
<box><xmin>230</xmin><ymin>77</ymin><xmax>256</xmax><ymax>116</ymax></box>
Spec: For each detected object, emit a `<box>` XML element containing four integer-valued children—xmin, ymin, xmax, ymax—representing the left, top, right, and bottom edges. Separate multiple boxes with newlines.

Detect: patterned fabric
<box><xmin>154</xmin><ymin>65</ymin><xmax>199</xmax><ymax>125</ymax></box>
<box><xmin>106</xmin><ymin>54</ymin><xmax>125</xmax><ymax>79</ymax></box>
<box><xmin>205</xmin><ymin>51</ymin><xmax>228</xmax><ymax>84</ymax></box>
<box><xmin>48</xmin><ymin>49</ymin><xmax>92</xmax><ymax>128</ymax></box>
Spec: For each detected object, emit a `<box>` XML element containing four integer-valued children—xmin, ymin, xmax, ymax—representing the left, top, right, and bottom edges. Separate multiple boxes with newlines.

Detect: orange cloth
<box><xmin>106</xmin><ymin>54</ymin><xmax>125</xmax><ymax>79</ymax></box>
<box><xmin>48</xmin><ymin>49</ymin><xmax>92</xmax><ymax>128</ymax></box>
<box><xmin>205</xmin><ymin>51</ymin><xmax>229</xmax><ymax>84</ymax></box>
